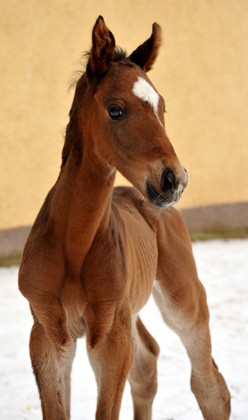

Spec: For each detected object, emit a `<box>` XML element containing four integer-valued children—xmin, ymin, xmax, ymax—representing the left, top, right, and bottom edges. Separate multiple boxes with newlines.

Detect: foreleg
<box><xmin>29</xmin><ymin>301</ymin><xmax>76</xmax><ymax>420</ymax></box>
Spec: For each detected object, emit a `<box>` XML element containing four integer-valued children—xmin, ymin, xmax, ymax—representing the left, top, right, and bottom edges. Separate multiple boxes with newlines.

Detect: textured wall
<box><xmin>1</xmin><ymin>0</ymin><xmax>248</xmax><ymax>228</ymax></box>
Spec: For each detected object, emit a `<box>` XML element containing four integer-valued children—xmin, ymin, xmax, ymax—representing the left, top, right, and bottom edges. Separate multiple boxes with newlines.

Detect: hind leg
<box><xmin>128</xmin><ymin>316</ymin><xmax>160</xmax><ymax>420</ymax></box>
<box><xmin>30</xmin><ymin>301</ymin><xmax>76</xmax><ymax>420</ymax></box>
<box><xmin>155</xmin><ymin>211</ymin><xmax>231</xmax><ymax>420</ymax></box>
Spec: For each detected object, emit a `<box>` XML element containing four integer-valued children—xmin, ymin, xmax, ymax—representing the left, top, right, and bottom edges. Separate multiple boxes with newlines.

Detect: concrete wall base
<box><xmin>1</xmin><ymin>202</ymin><xmax>247</xmax><ymax>265</ymax></box>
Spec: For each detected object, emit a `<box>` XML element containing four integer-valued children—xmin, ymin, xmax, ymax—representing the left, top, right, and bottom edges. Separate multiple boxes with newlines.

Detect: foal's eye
<box><xmin>107</xmin><ymin>106</ymin><xmax>124</xmax><ymax>120</ymax></box>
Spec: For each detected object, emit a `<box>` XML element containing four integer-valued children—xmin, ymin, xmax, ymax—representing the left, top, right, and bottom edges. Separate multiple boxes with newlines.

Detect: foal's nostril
<box><xmin>161</xmin><ymin>167</ymin><xmax>176</xmax><ymax>192</ymax></box>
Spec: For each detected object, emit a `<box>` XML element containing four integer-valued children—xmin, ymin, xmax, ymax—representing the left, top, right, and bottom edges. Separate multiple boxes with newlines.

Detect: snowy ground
<box><xmin>0</xmin><ymin>239</ymin><xmax>247</xmax><ymax>420</ymax></box>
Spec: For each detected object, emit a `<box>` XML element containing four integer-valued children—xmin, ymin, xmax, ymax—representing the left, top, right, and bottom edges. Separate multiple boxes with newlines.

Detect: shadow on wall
<box><xmin>0</xmin><ymin>202</ymin><xmax>248</xmax><ymax>266</ymax></box>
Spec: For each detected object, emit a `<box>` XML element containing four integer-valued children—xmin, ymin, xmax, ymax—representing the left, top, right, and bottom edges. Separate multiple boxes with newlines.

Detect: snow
<box><xmin>0</xmin><ymin>239</ymin><xmax>248</xmax><ymax>420</ymax></box>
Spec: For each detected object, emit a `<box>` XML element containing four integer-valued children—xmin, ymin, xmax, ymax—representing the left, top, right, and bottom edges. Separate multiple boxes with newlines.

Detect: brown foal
<box><xmin>19</xmin><ymin>16</ymin><xmax>231</xmax><ymax>420</ymax></box>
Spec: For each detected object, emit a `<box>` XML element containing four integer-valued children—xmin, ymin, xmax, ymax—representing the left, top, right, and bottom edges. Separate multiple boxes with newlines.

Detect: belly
<box><xmin>123</xmin><ymin>213</ymin><xmax>158</xmax><ymax>314</ymax></box>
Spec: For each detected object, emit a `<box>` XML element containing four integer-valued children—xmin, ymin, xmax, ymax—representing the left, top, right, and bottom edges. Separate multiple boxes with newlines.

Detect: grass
<box><xmin>0</xmin><ymin>253</ymin><xmax>22</xmax><ymax>268</ymax></box>
<box><xmin>190</xmin><ymin>228</ymin><xmax>248</xmax><ymax>242</ymax></box>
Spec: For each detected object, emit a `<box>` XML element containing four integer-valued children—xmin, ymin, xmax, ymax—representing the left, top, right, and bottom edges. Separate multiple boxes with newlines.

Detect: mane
<box><xmin>69</xmin><ymin>47</ymin><xmax>127</xmax><ymax>90</ymax></box>
<box><xmin>61</xmin><ymin>75</ymin><xmax>87</xmax><ymax>169</ymax></box>
<box><xmin>113</xmin><ymin>47</ymin><xmax>127</xmax><ymax>62</ymax></box>
<box><xmin>61</xmin><ymin>47</ymin><xmax>128</xmax><ymax>169</ymax></box>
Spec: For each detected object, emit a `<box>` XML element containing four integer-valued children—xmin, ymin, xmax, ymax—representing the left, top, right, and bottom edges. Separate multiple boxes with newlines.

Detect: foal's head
<box><xmin>70</xmin><ymin>16</ymin><xmax>188</xmax><ymax>207</ymax></box>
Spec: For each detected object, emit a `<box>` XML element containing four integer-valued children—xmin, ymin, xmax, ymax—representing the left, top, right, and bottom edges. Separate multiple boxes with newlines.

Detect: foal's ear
<box><xmin>87</xmin><ymin>16</ymin><xmax>115</xmax><ymax>77</ymax></box>
<box><xmin>128</xmin><ymin>23</ymin><xmax>162</xmax><ymax>72</ymax></box>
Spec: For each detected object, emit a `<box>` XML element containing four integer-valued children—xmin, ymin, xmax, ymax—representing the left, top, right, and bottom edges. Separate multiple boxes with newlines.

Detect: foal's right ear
<box><xmin>87</xmin><ymin>16</ymin><xmax>116</xmax><ymax>78</ymax></box>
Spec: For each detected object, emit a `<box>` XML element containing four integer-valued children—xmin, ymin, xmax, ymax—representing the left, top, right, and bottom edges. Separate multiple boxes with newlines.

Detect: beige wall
<box><xmin>1</xmin><ymin>0</ymin><xmax>248</xmax><ymax>229</ymax></box>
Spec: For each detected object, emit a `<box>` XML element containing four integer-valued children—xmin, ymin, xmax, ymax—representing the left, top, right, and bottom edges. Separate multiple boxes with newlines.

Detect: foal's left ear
<box><xmin>87</xmin><ymin>16</ymin><xmax>115</xmax><ymax>77</ymax></box>
<box><xmin>128</xmin><ymin>23</ymin><xmax>162</xmax><ymax>72</ymax></box>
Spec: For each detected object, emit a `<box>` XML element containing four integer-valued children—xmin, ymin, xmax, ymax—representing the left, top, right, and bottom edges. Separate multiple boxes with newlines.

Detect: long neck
<box><xmin>47</xmin><ymin>80</ymin><xmax>116</xmax><ymax>272</ymax></box>
<box><xmin>50</xmin><ymin>150</ymin><xmax>116</xmax><ymax>272</ymax></box>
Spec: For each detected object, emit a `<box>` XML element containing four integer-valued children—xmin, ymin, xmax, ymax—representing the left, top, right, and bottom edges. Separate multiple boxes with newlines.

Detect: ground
<box><xmin>0</xmin><ymin>239</ymin><xmax>247</xmax><ymax>420</ymax></box>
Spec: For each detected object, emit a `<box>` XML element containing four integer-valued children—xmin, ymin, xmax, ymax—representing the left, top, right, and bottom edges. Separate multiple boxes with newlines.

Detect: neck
<box><xmin>50</xmin><ymin>146</ymin><xmax>116</xmax><ymax>271</ymax></box>
<box><xmin>46</xmin><ymin>74</ymin><xmax>117</xmax><ymax>272</ymax></box>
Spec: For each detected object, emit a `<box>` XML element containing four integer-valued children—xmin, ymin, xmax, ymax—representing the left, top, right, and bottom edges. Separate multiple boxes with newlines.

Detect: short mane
<box><xmin>113</xmin><ymin>47</ymin><xmax>127</xmax><ymax>62</ymax></box>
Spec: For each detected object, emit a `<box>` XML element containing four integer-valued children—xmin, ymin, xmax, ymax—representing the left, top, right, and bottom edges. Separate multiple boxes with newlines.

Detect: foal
<box><xmin>19</xmin><ymin>16</ymin><xmax>230</xmax><ymax>420</ymax></box>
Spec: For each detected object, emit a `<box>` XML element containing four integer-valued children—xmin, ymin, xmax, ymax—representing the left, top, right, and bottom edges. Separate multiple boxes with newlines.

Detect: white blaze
<box><xmin>132</xmin><ymin>77</ymin><xmax>163</xmax><ymax>126</ymax></box>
